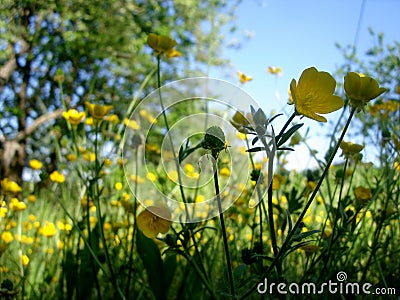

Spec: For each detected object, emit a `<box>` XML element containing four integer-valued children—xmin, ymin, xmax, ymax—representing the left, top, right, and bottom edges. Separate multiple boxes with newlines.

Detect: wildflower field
<box><xmin>1</xmin><ymin>3</ymin><xmax>400</xmax><ymax>300</ymax></box>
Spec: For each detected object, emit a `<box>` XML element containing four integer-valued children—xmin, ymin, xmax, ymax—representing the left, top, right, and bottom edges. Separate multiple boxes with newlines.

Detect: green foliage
<box><xmin>0</xmin><ymin>0</ymin><xmax>241</xmax><ymax>180</ymax></box>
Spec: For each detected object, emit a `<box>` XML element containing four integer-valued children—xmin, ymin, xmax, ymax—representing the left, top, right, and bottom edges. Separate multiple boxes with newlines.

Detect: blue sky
<box><xmin>212</xmin><ymin>0</ymin><xmax>400</xmax><ymax>169</ymax></box>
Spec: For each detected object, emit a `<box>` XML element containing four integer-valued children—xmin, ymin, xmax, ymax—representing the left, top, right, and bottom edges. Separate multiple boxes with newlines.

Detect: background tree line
<box><xmin>0</xmin><ymin>0</ymin><xmax>241</xmax><ymax>183</ymax></box>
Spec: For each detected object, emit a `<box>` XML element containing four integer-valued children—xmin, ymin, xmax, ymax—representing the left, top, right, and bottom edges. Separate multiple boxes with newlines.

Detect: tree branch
<box><xmin>0</xmin><ymin>40</ymin><xmax>29</xmax><ymax>94</ymax></box>
<box><xmin>15</xmin><ymin>109</ymin><xmax>63</xmax><ymax>142</ymax></box>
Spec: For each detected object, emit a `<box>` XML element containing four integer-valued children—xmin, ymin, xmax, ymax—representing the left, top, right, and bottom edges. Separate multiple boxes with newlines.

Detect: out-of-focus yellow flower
<box><xmin>353</xmin><ymin>186</ymin><xmax>372</xmax><ymax>208</ymax></box>
<box><xmin>146</xmin><ymin>172</ymin><xmax>157</xmax><ymax>182</ymax></box>
<box><xmin>140</xmin><ymin>109</ymin><xmax>158</xmax><ymax>124</ymax></box>
<box><xmin>340</xmin><ymin>141</ymin><xmax>364</xmax><ymax>158</ymax></box>
<box><xmin>9</xmin><ymin>198</ymin><xmax>27</xmax><ymax>212</ymax></box>
<box><xmin>290</xmin><ymin>67</ymin><xmax>344</xmax><ymax>122</ymax></box>
<box><xmin>304</xmin><ymin>181</ymin><xmax>317</xmax><ymax>197</ymax></box>
<box><xmin>85</xmin><ymin>102</ymin><xmax>113</xmax><ymax>119</ymax></box>
<box><xmin>62</xmin><ymin>109</ymin><xmax>85</xmax><ymax>126</ymax></box>
<box><xmin>27</xmin><ymin>195</ymin><xmax>36</xmax><ymax>203</ymax></box>
<box><xmin>83</xmin><ymin>152</ymin><xmax>96</xmax><ymax>162</ymax></box>
<box><xmin>57</xmin><ymin>221</ymin><xmax>72</xmax><ymax>233</ymax></box>
<box><xmin>81</xmin><ymin>195</ymin><xmax>94</xmax><ymax>208</ymax></box>
<box><xmin>1</xmin><ymin>178</ymin><xmax>22</xmax><ymax>195</ymax></box>
<box><xmin>20</xmin><ymin>235</ymin><xmax>33</xmax><ymax>245</ymax></box>
<box><xmin>21</xmin><ymin>254</ymin><xmax>30</xmax><ymax>266</ymax></box>
<box><xmin>301</xmin><ymin>244</ymin><xmax>322</xmax><ymax>257</ymax></box>
<box><xmin>115</xmin><ymin>182</ymin><xmax>123</xmax><ymax>191</ymax></box>
<box><xmin>28</xmin><ymin>214</ymin><xmax>37</xmax><ymax>221</ymax></box>
<box><xmin>267</xmin><ymin>66</ymin><xmax>282</xmax><ymax>75</ymax></box>
<box><xmin>124</xmin><ymin>118</ymin><xmax>140</xmax><ymax>130</ymax></box>
<box><xmin>85</xmin><ymin>117</ymin><xmax>94</xmax><ymax>126</ymax></box>
<box><xmin>230</xmin><ymin>110</ymin><xmax>251</xmax><ymax>134</ymax></box>
<box><xmin>130</xmin><ymin>174</ymin><xmax>144</xmax><ymax>184</ymax></box>
<box><xmin>344</xmin><ymin>72</ymin><xmax>386</xmax><ymax>111</ymax></box>
<box><xmin>147</xmin><ymin>33</ymin><xmax>180</xmax><ymax>57</ymax></box>
<box><xmin>104</xmin><ymin>158</ymin><xmax>113</xmax><ymax>166</ymax></box>
<box><xmin>1</xmin><ymin>231</ymin><xmax>13</xmax><ymax>243</ymax></box>
<box><xmin>50</xmin><ymin>171</ymin><xmax>65</xmax><ymax>183</ymax></box>
<box><xmin>29</xmin><ymin>159</ymin><xmax>43</xmax><ymax>170</ymax></box>
<box><xmin>104</xmin><ymin>114</ymin><xmax>120</xmax><ymax>124</ymax></box>
<box><xmin>40</xmin><ymin>222</ymin><xmax>57</xmax><ymax>238</ymax></box>
<box><xmin>137</xmin><ymin>206</ymin><xmax>172</xmax><ymax>239</ymax></box>
<box><xmin>165</xmin><ymin>48</ymin><xmax>182</xmax><ymax>58</ymax></box>
<box><xmin>272</xmin><ymin>174</ymin><xmax>286</xmax><ymax>190</ymax></box>
<box><xmin>219</xmin><ymin>167</ymin><xmax>231</xmax><ymax>177</ymax></box>
<box><xmin>0</xmin><ymin>206</ymin><xmax>7</xmax><ymax>218</ymax></box>
<box><xmin>66</xmin><ymin>154</ymin><xmax>77</xmax><ymax>162</ymax></box>
<box><xmin>237</xmin><ymin>71</ymin><xmax>252</xmax><ymax>84</ymax></box>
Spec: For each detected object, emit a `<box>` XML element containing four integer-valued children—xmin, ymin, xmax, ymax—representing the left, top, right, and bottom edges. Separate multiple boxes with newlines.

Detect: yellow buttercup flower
<box><xmin>9</xmin><ymin>198</ymin><xmax>27</xmax><ymax>212</ymax></box>
<box><xmin>300</xmin><ymin>244</ymin><xmax>322</xmax><ymax>257</ymax></box>
<box><xmin>62</xmin><ymin>109</ymin><xmax>86</xmax><ymax>125</ymax></box>
<box><xmin>237</xmin><ymin>71</ymin><xmax>252</xmax><ymax>84</ymax></box>
<box><xmin>40</xmin><ymin>222</ymin><xmax>57</xmax><ymax>238</ymax></box>
<box><xmin>104</xmin><ymin>114</ymin><xmax>120</xmax><ymax>124</ymax></box>
<box><xmin>115</xmin><ymin>182</ymin><xmax>123</xmax><ymax>191</ymax></box>
<box><xmin>137</xmin><ymin>206</ymin><xmax>172</xmax><ymax>239</ymax></box>
<box><xmin>124</xmin><ymin>118</ymin><xmax>140</xmax><ymax>130</ymax></box>
<box><xmin>50</xmin><ymin>171</ymin><xmax>65</xmax><ymax>183</ymax></box>
<box><xmin>230</xmin><ymin>110</ymin><xmax>251</xmax><ymax>134</ymax></box>
<box><xmin>85</xmin><ymin>102</ymin><xmax>113</xmax><ymax>119</ymax></box>
<box><xmin>166</xmin><ymin>48</ymin><xmax>182</xmax><ymax>58</ymax></box>
<box><xmin>1</xmin><ymin>231</ymin><xmax>13</xmax><ymax>243</ymax></box>
<box><xmin>290</xmin><ymin>67</ymin><xmax>344</xmax><ymax>122</ymax></box>
<box><xmin>29</xmin><ymin>159</ymin><xmax>43</xmax><ymax>170</ymax></box>
<box><xmin>267</xmin><ymin>66</ymin><xmax>282</xmax><ymax>75</ymax></box>
<box><xmin>1</xmin><ymin>178</ymin><xmax>22</xmax><ymax>195</ymax></box>
<box><xmin>344</xmin><ymin>72</ymin><xmax>386</xmax><ymax>111</ymax></box>
<box><xmin>219</xmin><ymin>167</ymin><xmax>231</xmax><ymax>177</ymax></box>
<box><xmin>21</xmin><ymin>254</ymin><xmax>30</xmax><ymax>266</ymax></box>
<box><xmin>340</xmin><ymin>141</ymin><xmax>364</xmax><ymax>158</ymax></box>
<box><xmin>0</xmin><ymin>206</ymin><xmax>7</xmax><ymax>218</ymax></box>
<box><xmin>147</xmin><ymin>33</ymin><xmax>179</xmax><ymax>57</ymax></box>
<box><xmin>353</xmin><ymin>186</ymin><xmax>372</xmax><ymax>208</ymax></box>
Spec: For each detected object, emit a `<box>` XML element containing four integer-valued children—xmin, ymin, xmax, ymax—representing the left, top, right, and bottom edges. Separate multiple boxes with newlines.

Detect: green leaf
<box><xmin>247</xmin><ymin>147</ymin><xmax>265</xmax><ymax>153</ymax></box>
<box><xmin>163</xmin><ymin>254</ymin><xmax>177</xmax><ymax>294</ymax></box>
<box><xmin>277</xmin><ymin>123</ymin><xmax>304</xmax><ymax>147</ymax></box>
<box><xmin>277</xmin><ymin>147</ymin><xmax>295</xmax><ymax>151</ymax></box>
<box><xmin>293</xmin><ymin>229</ymin><xmax>321</xmax><ymax>242</ymax></box>
<box><xmin>136</xmin><ymin>230</ymin><xmax>166</xmax><ymax>300</ymax></box>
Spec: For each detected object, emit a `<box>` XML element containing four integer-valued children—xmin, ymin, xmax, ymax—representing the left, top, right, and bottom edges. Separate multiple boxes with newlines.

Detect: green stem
<box><xmin>93</xmin><ymin>121</ymin><xmax>126</xmax><ymax>300</ymax></box>
<box><xmin>125</xmin><ymin>147</ymin><xmax>139</xmax><ymax>297</ymax></box>
<box><xmin>239</xmin><ymin>108</ymin><xmax>356</xmax><ymax>300</ymax></box>
<box><xmin>323</xmin><ymin>157</ymin><xmax>349</xmax><ymax>275</ymax></box>
<box><xmin>267</xmin><ymin>181</ymin><xmax>281</xmax><ymax>275</ymax></box>
<box><xmin>212</xmin><ymin>158</ymin><xmax>235</xmax><ymax>299</ymax></box>
<box><xmin>156</xmin><ymin>56</ymin><xmax>189</xmax><ymax>217</ymax></box>
<box><xmin>275</xmin><ymin>111</ymin><xmax>296</xmax><ymax>142</ymax></box>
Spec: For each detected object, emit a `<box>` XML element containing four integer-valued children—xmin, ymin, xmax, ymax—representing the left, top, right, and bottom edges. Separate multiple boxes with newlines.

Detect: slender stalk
<box><xmin>93</xmin><ymin>121</ymin><xmax>126</xmax><ymax>300</ymax></box>
<box><xmin>275</xmin><ymin>111</ymin><xmax>296</xmax><ymax>142</ymax></box>
<box><xmin>323</xmin><ymin>157</ymin><xmax>349</xmax><ymax>273</ymax></box>
<box><xmin>244</xmin><ymin>136</ymin><xmax>266</xmax><ymax>262</ymax></box>
<box><xmin>125</xmin><ymin>147</ymin><xmax>139</xmax><ymax>297</ymax></box>
<box><xmin>212</xmin><ymin>158</ymin><xmax>235</xmax><ymax>299</ymax></box>
<box><xmin>239</xmin><ymin>108</ymin><xmax>356</xmax><ymax>300</ymax></box>
<box><xmin>156</xmin><ymin>56</ymin><xmax>189</xmax><ymax>217</ymax></box>
<box><xmin>267</xmin><ymin>181</ymin><xmax>281</xmax><ymax>275</ymax></box>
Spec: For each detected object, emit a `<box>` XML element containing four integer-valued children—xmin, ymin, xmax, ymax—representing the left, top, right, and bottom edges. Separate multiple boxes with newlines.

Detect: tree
<box><xmin>0</xmin><ymin>0</ymin><xmax>241</xmax><ymax>182</ymax></box>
